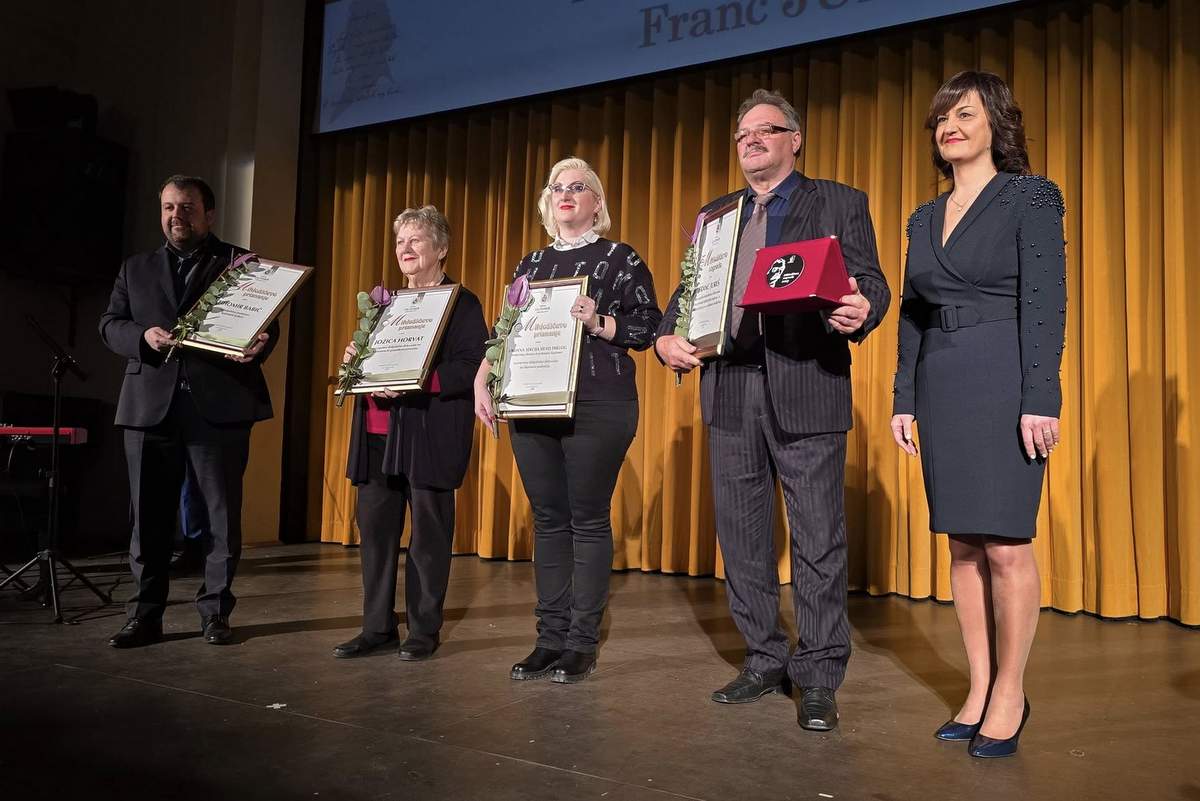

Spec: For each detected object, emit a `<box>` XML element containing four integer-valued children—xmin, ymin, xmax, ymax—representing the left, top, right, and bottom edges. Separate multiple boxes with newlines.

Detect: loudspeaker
<box><xmin>0</xmin><ymin>129</ymin><xmax>128</xmax><ymax>283</ymax></box>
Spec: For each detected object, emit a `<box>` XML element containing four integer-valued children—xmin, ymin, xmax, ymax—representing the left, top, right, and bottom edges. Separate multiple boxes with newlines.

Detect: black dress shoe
<box><xmin>333</xmin><ymin>631</ymin><xmax>399</xmax><ymax>659</ymax></box>
<box><xmin>550</xmin><ymin>650</ymin><xmax>596</xmax><ymax>684</ymax></box>
<box><xmin>108</xmin><ymin>617</ymin><xmax>163</xmax><ymax>649</ymax></box>
<box><xmin>397</xmin><ymin>636</ymin><xmax>439</xmax><ymax>661</ymax></box>
<box><xmin>798</xmin><ymin>686</ymin><xmax>839</xmax><ymax>731</ymax></box>
<box><xmin>510</xmin><ymin>647</ymin><xmax>562</xmax><ymax>680</ymax></box>
<box><xmin>202</xmin><ymin>615</ymin><xmax>233</xmax><ymax>645</ymax></box>
<box><xmin>711</xmin><ymin>667</ymin><xmax>784</xmax><ymax>704</ymax></box>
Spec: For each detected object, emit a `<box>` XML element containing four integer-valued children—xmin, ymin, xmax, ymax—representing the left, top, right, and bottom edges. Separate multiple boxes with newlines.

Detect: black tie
<box><xmin>173</xmin><ymin>254</ymin><xmax>195</xmax><ymax>303</ymax></box>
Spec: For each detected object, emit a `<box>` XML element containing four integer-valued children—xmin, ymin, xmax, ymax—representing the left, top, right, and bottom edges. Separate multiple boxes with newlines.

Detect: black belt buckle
<box><xmin>938</xmin><ymin>306</ymin><xmax>959</xmax><ymax>332</ymax></box>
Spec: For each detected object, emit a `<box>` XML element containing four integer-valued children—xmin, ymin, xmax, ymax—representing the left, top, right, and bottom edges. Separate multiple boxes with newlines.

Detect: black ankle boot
<box><xmin>550</xmin><ymin>650</ymin><xmax>596</xmax><ymax>684</ymax></box>
<box><xmin>510</xmin><ymin>647</ymin><xmax>562</xmax><ymax>680</ymax></box>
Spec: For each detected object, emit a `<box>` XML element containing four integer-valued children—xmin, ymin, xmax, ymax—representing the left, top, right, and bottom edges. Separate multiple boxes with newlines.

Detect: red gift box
<box><xmin>736</xmin><ymin>236</ymin><xmax>852</xmax><ymax>314</ymax></box>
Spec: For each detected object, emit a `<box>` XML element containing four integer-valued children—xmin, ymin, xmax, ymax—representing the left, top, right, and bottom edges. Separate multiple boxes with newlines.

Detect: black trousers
<box><xmin>355</xmin><ymin>434</ymin><xmax>456</xmax><ymax>643</ymax></box>
<box><xmin>510</xmin><ymin>399</ymin><xmax>638</xmax><ymax>654</ymax></box>
<box><xmin>707</xmin><ymin>367</ymin><xmax>851</xmax><ymax>689</ymax></box>
<box><xmin>123</xmin><ymin>389</ymin><xmax>251</xmax><ymax>621</ymax></box>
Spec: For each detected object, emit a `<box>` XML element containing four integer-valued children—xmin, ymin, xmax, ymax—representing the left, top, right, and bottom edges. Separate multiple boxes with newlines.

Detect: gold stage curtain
<box><xmin>308</xmin><ymin>0</ymin><xmax>1199</xmax><ymax>625</ymax></box>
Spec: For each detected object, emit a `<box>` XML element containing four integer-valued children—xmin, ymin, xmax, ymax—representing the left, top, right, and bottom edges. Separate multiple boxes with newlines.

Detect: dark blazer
<box><xmin>99</xmin><ymin>236</ymin><xmax>279</xmax><ymax>428</ymax></box>
<box><xmin>658</xmin><ymin>173</ymin><xmax>891</xmax><ymax>434</ymax></box>
<box><xmin>893</xmin><ymin>173</ymin><xmax>1066</xmax><ymax>419</ymax></box>
<box><xmin>346</xmin><ymin>279</ymin><xmax>488</xmax><ymax>491</ymax></box>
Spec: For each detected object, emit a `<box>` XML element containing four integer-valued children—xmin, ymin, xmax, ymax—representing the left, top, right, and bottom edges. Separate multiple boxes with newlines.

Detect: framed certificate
<box><xmin>496</xmin><ymin>276</ymin><xmax>588</xmax><ymax>419</ymax></box>
<box><xmin>180</xmin><ymin>258</ymin><xmax>312</xmax><ymax>356</ymax></box>
<box><xmin>337</xmin><ymin>284</ymin><xmax>460</xmax><ymax>395</ymax></box>
<box><xmin>684</xmin><ymin>197</ymin><xmax>743</xmax><ymax>358</ymax></box>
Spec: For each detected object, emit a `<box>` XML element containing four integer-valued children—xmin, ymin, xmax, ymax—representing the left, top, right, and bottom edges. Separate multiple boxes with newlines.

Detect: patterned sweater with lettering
<box><xmin>512</xmin><ymin>238</ymin><xmax>663</xmax><ymax>401</ymax></box>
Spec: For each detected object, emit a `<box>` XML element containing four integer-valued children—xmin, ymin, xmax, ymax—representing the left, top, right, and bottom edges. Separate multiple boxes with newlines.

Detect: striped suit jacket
<box><xmin>658</xmin><ymin>173</ymin><xmax>891</xmax><ymax>434</ymax></box>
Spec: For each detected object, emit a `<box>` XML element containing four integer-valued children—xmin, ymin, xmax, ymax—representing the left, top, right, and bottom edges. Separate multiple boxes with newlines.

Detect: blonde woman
<box><xmin>473</xmin><ymin>157</ymin><xmax>662</xmax><ymax>683</ymax></box>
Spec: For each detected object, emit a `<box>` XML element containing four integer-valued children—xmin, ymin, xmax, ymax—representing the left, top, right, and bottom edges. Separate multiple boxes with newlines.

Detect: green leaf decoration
<box><xmin>673</xmin><ymin>244</ymin><xmax>698</xmax><ymax>338</ymax></box>
<box><xmin>356</xmin><ymin>292</ymin><xmax>372</xmax><ymax>313</ymax></box>
<box><xmin>359</xmin><ymin>317</ymin><xmax>373</xmax><ymax>333</ymax></box>
<box><xmin>352</xmin><ymin>330</ymin><xmax>368</xmax><ymax>348</ymax></box>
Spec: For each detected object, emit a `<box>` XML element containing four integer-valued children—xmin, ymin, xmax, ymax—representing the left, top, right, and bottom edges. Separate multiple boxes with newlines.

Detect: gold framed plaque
<box><xmin>685</xmin><ymin>197</ymin><xmax>744</xmax><ymax>358</ymax></box>
<box><xmin>336</xmin><ymin>284</ymin><xmax>460</xmax><ymax>395</ymax></box>
<box><xmin>496</xmin><ymin>276</ymin><xmax>588</xmax><ymax>420</ymax></box>
<box><xmin>179</xmin><ymin>258</ymin><xmax>313</xmax><ymax>357</ymax></box>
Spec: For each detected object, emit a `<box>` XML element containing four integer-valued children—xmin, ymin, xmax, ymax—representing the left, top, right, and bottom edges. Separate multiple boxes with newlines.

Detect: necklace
<box><xmin>948</xmin><ymin>174</ymin><xmax>995</xmax><ymax>212</ymax></box>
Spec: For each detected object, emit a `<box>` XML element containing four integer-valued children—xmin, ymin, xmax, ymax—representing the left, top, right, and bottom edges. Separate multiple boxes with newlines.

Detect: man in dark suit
<box><xmin>100</xmin><ymin>175</ymin><xmax>278</xmax><ymax>648</ymax></box>
<box><xmin>655</xmin><ymin>90</ymin><xmax>890</xmax><ymax>731</ymax></box>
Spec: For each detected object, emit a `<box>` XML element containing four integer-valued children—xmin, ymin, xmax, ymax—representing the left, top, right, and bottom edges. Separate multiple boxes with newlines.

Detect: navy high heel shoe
<box><xmin>968</xmin><ymin>698</ymin><xmax>1030</xmax><ymax>758</ymax></box>
<box><xmin>934</xmin><ymin>719</ymin><xmax>982</xmax><ymax>741</ymax></box>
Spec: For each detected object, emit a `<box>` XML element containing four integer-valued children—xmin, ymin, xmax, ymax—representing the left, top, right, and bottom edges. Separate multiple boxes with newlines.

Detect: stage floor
<box><xmin>1</xmin><ymin>543</ymin><xmax>1196</xmax><ymax>800</ymax></box>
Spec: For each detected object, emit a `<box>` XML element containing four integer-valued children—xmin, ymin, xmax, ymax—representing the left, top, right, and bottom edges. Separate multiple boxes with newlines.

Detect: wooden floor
<box><xmin>1</xmin><ymin>543</ymin><xmax>1197</xmax><ymax>800</ymax></box>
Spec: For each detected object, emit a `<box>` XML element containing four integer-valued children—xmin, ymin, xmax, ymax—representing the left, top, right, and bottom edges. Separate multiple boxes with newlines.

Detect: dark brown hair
<box><xmin>159</xmin><ymin>174</ymin><xmax>216</xmax><ymax>211</ymax></box>
<box><xmin>925</xmin><ymin>71</ymin><xmax>1030</xmax><ymax>180</ymax></box>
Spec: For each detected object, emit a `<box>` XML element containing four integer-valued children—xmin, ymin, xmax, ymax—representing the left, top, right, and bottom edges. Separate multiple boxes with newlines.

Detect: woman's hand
<box><xmin>890</xmin><ymin>414</ymin><xmax>918</xmax><ymax>456</ymax></box>
<box><xmin>570</xmin><ymin>294</ymin><xmax>599</xmax><ymax>332</ymax></box>
<box><xmin>343</xmin><ymin>342</ymin><xmax>357</xmax><ymax>363</ymax></box>
<box><xmin>1020</xmin><ymin>414</ymin><xmax>1060</xmax><ymax>460</ymax></box>
<box><xmin>474</xmin><ymin>380</ymin><xmax>497</xmax><ymax>436</ymax></box>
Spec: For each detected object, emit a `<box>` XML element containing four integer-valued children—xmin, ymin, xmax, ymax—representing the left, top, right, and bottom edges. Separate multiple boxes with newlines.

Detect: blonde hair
<box><xmin>392</xmin><ymin>205</ymin><xmax>451</xmax><ymax>254</ymax></box>
<box><xmin>537</xmin><ymin>157</ymin><xmax>612</xmax><ymax>239</ymax></box>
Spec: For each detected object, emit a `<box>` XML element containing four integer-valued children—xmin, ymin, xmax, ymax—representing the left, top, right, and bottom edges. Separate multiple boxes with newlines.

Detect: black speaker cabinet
<box><xmin>0</xmin><ymin>129</ymin><xmax>128</xmax><ymax>284</ymax></box>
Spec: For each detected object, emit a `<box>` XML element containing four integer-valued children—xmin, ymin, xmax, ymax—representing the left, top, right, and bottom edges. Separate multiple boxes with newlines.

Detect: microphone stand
<box><xmin>0</xmin><ymin>316</ymin><xmax>112</xmax><ymax>622</ymax></box>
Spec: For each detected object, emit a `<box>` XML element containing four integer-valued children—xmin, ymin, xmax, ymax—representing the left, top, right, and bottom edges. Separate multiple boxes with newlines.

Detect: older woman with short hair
<box><xmin>474</xmin><ymin>157</ymin><xmax>662</xmax><ymax>683</ymax></box>
<box><xmin>335</xmin><ymin>205</ymin><xmax>487</xmax><ymax>661</ymax></box>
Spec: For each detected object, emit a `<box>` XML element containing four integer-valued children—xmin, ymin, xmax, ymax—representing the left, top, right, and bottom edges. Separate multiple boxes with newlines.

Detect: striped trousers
<box><xmin>708</xmin><ymin>365</ymin><xmax>851</xmax><ymax>690</ymax></box>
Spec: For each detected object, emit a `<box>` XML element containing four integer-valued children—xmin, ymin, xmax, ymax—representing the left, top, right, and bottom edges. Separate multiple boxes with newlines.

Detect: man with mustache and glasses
<box><xmin>655</xmin><ymin>89</ymin><xmax>890</xmax><ymax>731</ymax></box>
<box><xmin>100</xmin><ymin>175</ymin><xmax>278</xmax><ymax>649</ymax></box>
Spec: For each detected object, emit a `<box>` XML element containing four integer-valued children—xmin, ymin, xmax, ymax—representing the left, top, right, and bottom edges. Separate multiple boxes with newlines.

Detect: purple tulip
<box><xmin>230</xmin><ymin>250</ymin><xmax>258</xmax><ymax>271</ymax></box>
<box><xmin>369</xmin><ymin>284</ymin><xmax>392</xmax><ymax>307</ymax></box>
<box><xmin>506</xmin><ymin>274</ymin><xmax>531</xmax><ymax>308</ymax></box>
<box><xmin>690</xmin><ymin>213</ymin><xmax>705</xmax><ymax>246</ymax></box>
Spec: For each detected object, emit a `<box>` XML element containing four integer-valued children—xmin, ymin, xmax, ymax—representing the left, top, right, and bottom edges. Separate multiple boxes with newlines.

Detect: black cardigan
<box><xmin>345</xmin><ymin>278</ymin><xmax>487</xmax><ymax>490</ymax></box>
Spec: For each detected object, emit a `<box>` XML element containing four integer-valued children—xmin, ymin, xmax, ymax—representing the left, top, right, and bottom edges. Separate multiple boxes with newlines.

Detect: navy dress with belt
<box><xmin>893</xmin><ymin>173</ymin><xmax>1066</xmax><ymax>539</ymax></box>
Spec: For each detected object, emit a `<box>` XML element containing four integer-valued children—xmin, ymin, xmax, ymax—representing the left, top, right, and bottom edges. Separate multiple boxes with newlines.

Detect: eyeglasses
<box><xmin>548</xmin><ymin>181</ymin><xmax>593</xmax><ymax>196</ymax></box>
<box><xmin>733</xmin><ymin>124</ymin><xmax>797</xmax><ymax>144</ymax></box>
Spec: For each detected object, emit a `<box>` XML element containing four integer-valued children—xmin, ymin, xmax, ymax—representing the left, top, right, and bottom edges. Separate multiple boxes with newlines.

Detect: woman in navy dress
<box><xmin>891</xmin><ymin>71</ymin><xmax>1066</xmax><ymax>758</ymax></box>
